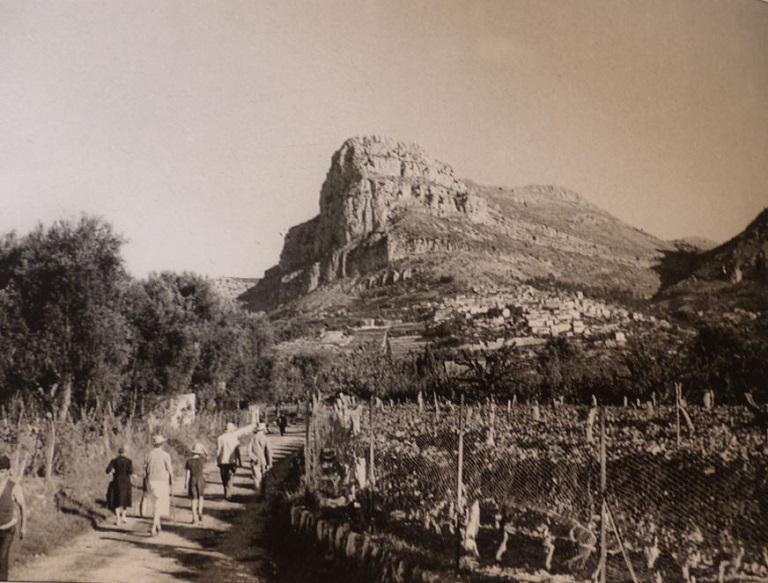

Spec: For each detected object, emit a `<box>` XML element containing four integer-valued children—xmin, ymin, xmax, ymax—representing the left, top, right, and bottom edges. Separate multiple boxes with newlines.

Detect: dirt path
<box><xmin>17</xmin><ymin>427</ymin><xmax>305</xmax><ymax>583</ymax></box>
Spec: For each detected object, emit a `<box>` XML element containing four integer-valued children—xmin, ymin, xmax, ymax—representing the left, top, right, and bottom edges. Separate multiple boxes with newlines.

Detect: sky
<box><xmin>1</xmin><ymin>0</ymin><xmax>767</xmax><ymax>279</ymax></box>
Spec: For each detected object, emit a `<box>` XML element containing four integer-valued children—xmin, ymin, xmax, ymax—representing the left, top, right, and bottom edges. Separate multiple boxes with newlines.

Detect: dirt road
<box><xmin>17</xmin><ymin>427</ymin><xmax>305</xmax><ymax>583</ymax></box>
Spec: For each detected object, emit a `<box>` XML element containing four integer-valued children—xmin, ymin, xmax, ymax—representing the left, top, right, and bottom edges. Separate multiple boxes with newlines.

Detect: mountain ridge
<box><xmin>240</xmin><ymin>136</ymin><xmax>676</xmax><ymax>312</ymax></box>
<box><xmin>235</xmin><ymin>136</ymin><xmax>768</xmax><ymax>364</ymax></box>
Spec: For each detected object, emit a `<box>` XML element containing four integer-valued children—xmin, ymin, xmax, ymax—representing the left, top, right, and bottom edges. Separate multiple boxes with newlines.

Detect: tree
<box><xmin>324</xmin><ymin>345</ymin><xmax>418</xmax><ymax>400</ymax></box>
<box><xmin>536</xmin><ymin>337</ymin><xmax>583</xmax><ymax>403</ymax></box>
<box><xmin>621</xmin><ymin>336</ymin><xmax>684</xmax><ymax>403</ymax></box>
<box><xmin>0</xmin><ymin>216</ymin><xmax>130</xmax><ymax>420</ymax></box>
<box><xmin>453</xmin><ymin>345</ymin><xmax>535</xmax><ymax>402</ymax></box>
<box><xmin>126</xmin><ymin>272</ymin><xmax>219</xmax><ymax>408</ymax></box>
<box><xmin>686</xmin><ymin>322</ymin><xmax>766</xmax><ymax>404</ymax></box>
<box><xmin>0</xmin><ymin>217</ymin><xmax>130</xmax><ymax>480</ymax></box>
<box><xmin>267</xmin><ymin>351</ymin><xmax>332</xmax><ymax>404</ymax></box>
<box><xmin>210</xmin><ymin>310</ymin><xmax>274</xmax><ymax>404</ymax></box>
<box><xmin>124</xmin><ymin>272</ymin><xmax>275</xmax><ymax>414</ymax></box>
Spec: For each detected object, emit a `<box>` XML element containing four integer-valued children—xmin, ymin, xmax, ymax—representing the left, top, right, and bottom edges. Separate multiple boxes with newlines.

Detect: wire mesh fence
<box><xmin>303</xmin><ymin>392</ymin><xmax>768</xmax><ymax>581</ymax></box>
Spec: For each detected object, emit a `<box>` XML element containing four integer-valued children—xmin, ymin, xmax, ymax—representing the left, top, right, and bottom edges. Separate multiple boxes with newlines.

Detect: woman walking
<box><xmin>184</xmin><ymin>442</ymin><xmax>207</xmax><ymax>524</ymax></box>
<box><xmin>0</xmin><ymin>455</ymin><xmax>26</xmax><ymax>582</ymax></box>
<box><xmin>144</xmin><ymin>434</ymin><xmax>173</xmax><ymax>536</ymax></box>
<box><xmin>106</xmin><ymin>445</ymin><xmax>133</xmax><ymax>525</ymax></box>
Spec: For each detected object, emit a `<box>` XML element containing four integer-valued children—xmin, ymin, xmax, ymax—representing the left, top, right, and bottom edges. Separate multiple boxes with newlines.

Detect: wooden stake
<box><xmin>369</xmin><ymin>395</ymin><xmax>376</xmax><ymax>488</ymax></box>
<box><xmin>456</xmin><ymin>391</ymin><xmax>465</xmax><ymax>573</ymax></box>
<box><xmin>675</xmin><ymin>383</ymin><xmax>681</xmax><ymax>446</ymax></box>
<box><xmin>304</xmin><ymin>399</ymin><xmax>311</xmax><ymax>493</ymax></box>
<box><xmin>369</xmin><ymin>394</ymin><xmax>376</xmax><ymax>533</ymax></box>
<box><xmin>606</xmin><ymin>499</ymin><xmax>639</xmax><ymax>583</ymax></box>
<box><xmin>599</xmin><ymin>406</ymin><xmax>607</xmax><ymax>583</ymax></box>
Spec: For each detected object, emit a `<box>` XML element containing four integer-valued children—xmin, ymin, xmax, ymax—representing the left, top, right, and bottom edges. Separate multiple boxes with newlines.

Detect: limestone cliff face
<box><xmin>316</xmin><ymin>135</ymin><xmax>479</xmax><ymax>244</ymax></box>
<box><xmin>245</xmin><ymin>136</ymin><xmax>486</xmax><ymax>308</ymax></box>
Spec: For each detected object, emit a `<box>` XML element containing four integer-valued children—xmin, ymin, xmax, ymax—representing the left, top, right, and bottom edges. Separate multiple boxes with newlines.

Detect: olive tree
<box><xmin>0</xmin><ymin>217</ymin><xmax>130</xmax><ymax>420</ymax></box>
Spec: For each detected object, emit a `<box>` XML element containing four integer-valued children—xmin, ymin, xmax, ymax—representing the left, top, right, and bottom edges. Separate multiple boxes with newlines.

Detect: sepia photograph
<box><xmin>1</xmin><ymin>1</ymin><xmax>767</xmax><ymax>581</ymax></box>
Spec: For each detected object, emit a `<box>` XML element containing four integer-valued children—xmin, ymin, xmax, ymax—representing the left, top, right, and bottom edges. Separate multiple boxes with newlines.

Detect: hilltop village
<box><xmin>297</xmin><ymin>280</ymin><xmax>678</xmax><ymax>360</ymax></box>
<box><xmin>432</xmin><ymin>284</ymin><xmax>669</xmax><ymax>349</ymax></box>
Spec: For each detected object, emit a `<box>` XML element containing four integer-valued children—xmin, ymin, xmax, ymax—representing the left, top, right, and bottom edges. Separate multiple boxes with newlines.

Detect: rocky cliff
<box><xmin>241</xmin><ymin>136</ymin><xmax>674</xmax><ymax>311</ymax></box>
<box><xmin>242</xmin><ymin>136</ymin><xmax>488</xmax><ymax>308</ymax></box>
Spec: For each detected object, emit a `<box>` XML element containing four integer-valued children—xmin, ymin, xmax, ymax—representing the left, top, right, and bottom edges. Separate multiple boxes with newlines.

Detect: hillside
<box><xmin>238</xmin><ymin>136</ymin><xmax>765</xmax><ymax>361</ymax></box>
<box><xmin>657</xmin><ymin>207</ymin><xmax>768</xmax><ymax>319</ymax></box>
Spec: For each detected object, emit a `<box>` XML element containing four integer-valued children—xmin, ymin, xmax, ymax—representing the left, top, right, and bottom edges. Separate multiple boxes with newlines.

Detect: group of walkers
<box><xmin>105</xmin><ymin>419</ymin><xmax>276</xmax><ymax>536</ymax></box>
<box><xmin>0</xmin><ymin>418</ymin><xmax>282</xmax><ymax>580</ymax></box>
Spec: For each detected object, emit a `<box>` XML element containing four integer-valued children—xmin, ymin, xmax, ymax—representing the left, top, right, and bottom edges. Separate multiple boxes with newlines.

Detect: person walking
<box><xmin>105</xmin><ymin>445</ymin><xmax>133</xmax><ymax>526</ymax></box>
<box><xmin>277</xmin><ymin>413</ymin><xmax>288</xmax><ymax>436</ymax></box>
<box><xmin>0</xmin><ymin>455</ymin><xmax>26</xmax><ymax>582</ymax></box>
<box><xmin>216</xmin><ymin>421</ymin><xmax>253</xmax><ymax>500</ymax></box>
<box><xmin>184</xmin><ymin>442</ymin><xmax>207</xmax><ymax>524</ymax></box>
<box><xmin>144</xmin><ymin>434</ymin><xmax>174</xmax><ymax>536</ymax></box>
<box><xmin>247</xmin><ymin>423</ymin><xmax>273</xmax><ymax>500</ymax></box>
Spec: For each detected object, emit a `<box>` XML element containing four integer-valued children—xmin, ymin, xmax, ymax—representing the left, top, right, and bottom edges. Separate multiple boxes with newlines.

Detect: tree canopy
<box><xmin>0</xmin><ymin>216</ymin><xmax>276</xmax><ymax>419</ymax></box>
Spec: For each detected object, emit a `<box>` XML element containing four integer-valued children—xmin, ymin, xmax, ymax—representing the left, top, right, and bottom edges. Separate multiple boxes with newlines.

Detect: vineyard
<box><xmin>304</xmin><ymin>396</ymin><xmax>768</xmax><ymax>582</ymax></box>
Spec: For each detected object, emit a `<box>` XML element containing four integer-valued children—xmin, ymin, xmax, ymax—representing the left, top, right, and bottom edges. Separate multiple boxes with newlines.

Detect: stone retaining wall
<box><xmin>289</xmin><ymin>504</ymin><xmax>453</xmax><ymax>583</ymax></box>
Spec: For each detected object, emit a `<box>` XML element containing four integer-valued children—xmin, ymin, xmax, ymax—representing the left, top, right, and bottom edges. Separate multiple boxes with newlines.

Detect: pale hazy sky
<box><xmin>1</xmin><ymin>1</ymin><xmax>767</xmax><ymax>279</ymax></box>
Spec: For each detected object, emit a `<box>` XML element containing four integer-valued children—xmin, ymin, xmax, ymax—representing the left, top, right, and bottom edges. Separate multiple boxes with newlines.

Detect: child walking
<box><xmin>184</xmin><ymin>442</ymin><xmax>207</xmax><ymax>524</ymax></box>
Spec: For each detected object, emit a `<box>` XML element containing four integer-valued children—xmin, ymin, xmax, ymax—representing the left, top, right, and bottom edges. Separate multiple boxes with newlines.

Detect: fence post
<box><xmin>433</xmin><ymin>391</ymin><xmax>439</xmax><ymax>438</ymax></box>
<box><xmin>487</xmin><ymin>398</ymin><xmax>496</xmax><ymax>446</ymax></box>
<box><xmin>305</xmin><ymin>399</ymin><xmax>310</xmax><ymax>477</ymax></box>
<box><xmin>456</xmin><ymin>391</ymin><xmax>465</xmax><ymax>573</ymax></box>
<box><xmin>599</xmin><ymin>405</ymin><xmax>607</xmax><ymax>583</ymax></box>
<box><xmin>675</xmin><ymin>383</ymin><xmax>681</xmax><ymax>446</ymax></box>
<box><xmin>606</xmin><ymin>500</ymin><xmax>639</xmax><ymax>583</ymax></box>
<box><xmin>369</xmin><ymin>394</ymin><xmax>376</xmax><ymax>533</ymax></box>
<box><xmin>304</xmin><ymin>401</ymin><xmax>314</xmax><ymax>498</ymax></box>
<box><xmin>369</xmin><ymin>395</ymin><xmax>376</xmax><ymax>488</ymax></box>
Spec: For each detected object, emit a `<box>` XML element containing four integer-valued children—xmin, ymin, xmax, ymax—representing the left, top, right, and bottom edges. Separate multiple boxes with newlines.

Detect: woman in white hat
<box><xmin>184</xmin><ymin>442</ymin><xmax>207</xmax><ymax>524</ymax></box>
<box><xmin>144</xmin><ymin>434</ymin><xmax>173</xmax><ymax>536</ymax></box>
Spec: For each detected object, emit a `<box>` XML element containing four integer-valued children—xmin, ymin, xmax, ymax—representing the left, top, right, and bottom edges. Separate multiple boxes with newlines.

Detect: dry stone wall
<box><xmin>289</xmin><ymin>504</ymin><xmax>455</xmax><ymax>583</ymax></box>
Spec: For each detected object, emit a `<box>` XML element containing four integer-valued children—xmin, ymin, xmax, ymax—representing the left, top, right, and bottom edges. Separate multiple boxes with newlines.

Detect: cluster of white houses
<box><xmin>432</xmin><ymin>284</ymin><xmax>670</xmax><ymax>348</ymax></box>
